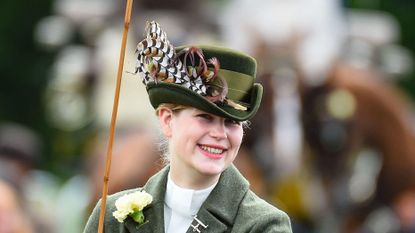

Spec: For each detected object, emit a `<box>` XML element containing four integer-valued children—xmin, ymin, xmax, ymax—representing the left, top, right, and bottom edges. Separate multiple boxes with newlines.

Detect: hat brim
<box><xmin>147</xmin><ymin>82</ymin><xmax>263</xmax><ymax>121</ymax></box>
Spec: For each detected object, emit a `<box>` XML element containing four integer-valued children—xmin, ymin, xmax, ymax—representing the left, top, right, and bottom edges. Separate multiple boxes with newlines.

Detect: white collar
<box><xmin>165</xmin><ymin>173</ymin><xmax>217</xmax><ymax>216</ymax></box>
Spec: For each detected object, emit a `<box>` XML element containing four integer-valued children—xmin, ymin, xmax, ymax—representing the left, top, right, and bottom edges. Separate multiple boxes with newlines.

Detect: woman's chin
<box><xmin>194</xmin><ymin>162</ymin><xmax>226</xmax><ymax>177</ymax></box>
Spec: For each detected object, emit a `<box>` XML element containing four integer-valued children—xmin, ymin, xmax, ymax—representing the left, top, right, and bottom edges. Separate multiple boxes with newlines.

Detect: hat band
<box><xmin>218</xmin><ymin>69</ymin><xmax>254</xmax><ymax>102</ymax></box>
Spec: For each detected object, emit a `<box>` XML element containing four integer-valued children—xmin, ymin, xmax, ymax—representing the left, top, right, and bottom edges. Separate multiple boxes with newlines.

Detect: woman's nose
<box><xmin>210</xmin><ymin>122</ymin><xmax>227</xmax><ymax>139</ymax></box>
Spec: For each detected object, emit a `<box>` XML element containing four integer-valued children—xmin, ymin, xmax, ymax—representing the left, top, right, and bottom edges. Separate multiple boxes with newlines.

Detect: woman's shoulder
<box><xmin>239</xmin><ymin>190</ymin><xmax>286</xmax><ymax>216</ymax></box>
<box><xmin>83</xmin><ymin>188</ymin><xmax>144</xmax><ymax>233</ymax></box>
<box><xmin>234</xmin><ymin>190</ymin><xmax>292</xmax><ymax>232</ymax></box>
<box><xmin>107</xmin><ymin>187</ymin><xmax>143</xmax><ymax>203</ymax></box>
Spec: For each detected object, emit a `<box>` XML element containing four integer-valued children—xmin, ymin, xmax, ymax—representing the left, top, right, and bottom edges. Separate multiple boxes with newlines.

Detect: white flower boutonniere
<box><xmin>113</xmin><ymin>190</ymin><xmax>153</xmax><ymax>225</ymax></box>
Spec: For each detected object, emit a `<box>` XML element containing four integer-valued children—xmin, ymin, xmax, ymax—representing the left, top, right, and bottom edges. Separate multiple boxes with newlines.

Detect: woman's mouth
<box><xmin>198</xmin><ymin>144</ymin><xmax>226</xmax><ymax>159</ymax></box>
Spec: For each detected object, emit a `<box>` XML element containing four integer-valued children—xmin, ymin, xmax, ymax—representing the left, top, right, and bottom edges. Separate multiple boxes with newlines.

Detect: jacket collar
<box><xmin>186</xmin><ymin>165</ymin><xmax>249</xmax><ymax>233</ymax></box>
<box><xmin>124</xmin><ymin>164</ymin><xmax>250</xmax><ymax>233</ymax></box>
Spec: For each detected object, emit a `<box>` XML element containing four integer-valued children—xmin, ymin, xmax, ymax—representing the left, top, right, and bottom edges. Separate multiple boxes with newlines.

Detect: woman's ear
<box><xmin>158</xmin><ymin>107</ymin><xmax>173</xmax><ymax>138</ymax></box>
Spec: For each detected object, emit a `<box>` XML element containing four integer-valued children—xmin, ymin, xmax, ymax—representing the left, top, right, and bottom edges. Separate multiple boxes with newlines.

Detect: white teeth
<box><xmin>200</xmin><ymin>145</ymin><xmax>223</xmax><ymax>154</ymax></box>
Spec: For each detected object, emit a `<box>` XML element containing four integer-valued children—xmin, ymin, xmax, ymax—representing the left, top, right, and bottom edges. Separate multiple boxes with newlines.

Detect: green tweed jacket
<box><xmin>84</xmin><ymin>165</ymin><xmax>292</xmax><ymax>233</ymax></box>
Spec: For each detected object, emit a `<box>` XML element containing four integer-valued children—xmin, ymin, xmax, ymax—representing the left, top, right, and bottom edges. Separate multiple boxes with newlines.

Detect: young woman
<box><xmin>84</xmin><ymin>21</ymin><xmax>292</xmax><ymax>233</ymax></box>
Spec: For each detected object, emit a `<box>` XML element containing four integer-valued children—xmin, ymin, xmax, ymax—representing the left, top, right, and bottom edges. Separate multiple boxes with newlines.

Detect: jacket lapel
<box><xmin>124</xmin><ymin>166</ymin><xmax>170</xmax><ymax>233</ymax></box>
<box><xmin>186</xmin><ymin>165</ymin><xmax>250</xmax><ymax>233</ymax></box>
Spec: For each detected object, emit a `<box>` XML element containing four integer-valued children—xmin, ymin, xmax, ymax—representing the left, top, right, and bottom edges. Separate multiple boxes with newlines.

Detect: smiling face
<box><xmin>158</xmin><ymin>105</ymin><xmax>244</xmax><ymax>188</ymax></box>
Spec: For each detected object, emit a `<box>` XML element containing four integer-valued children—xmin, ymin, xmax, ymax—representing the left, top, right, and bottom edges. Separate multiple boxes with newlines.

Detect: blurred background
<box><xmin>1</xmin><ymin>0</ymin><xmax>415</xmax><ymax>232</ymax></box>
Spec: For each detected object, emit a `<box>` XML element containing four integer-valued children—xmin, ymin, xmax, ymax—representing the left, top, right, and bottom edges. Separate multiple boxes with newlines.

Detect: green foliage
<box><xmin>0</xmin><ymin>0</ymin><xmax>57</xmax><ymax>172</ymax></box>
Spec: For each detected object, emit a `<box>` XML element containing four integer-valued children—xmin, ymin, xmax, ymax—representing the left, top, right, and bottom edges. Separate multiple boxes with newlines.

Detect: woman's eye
<box><xmin>198</xmin><ymin>114</ymin><xmax>212</xmax><ymax>121</ymax></box>
<box><xmin>225</xmin><ymin>119</ymin><xmax>241</xmax><ymax>126</ymax></box>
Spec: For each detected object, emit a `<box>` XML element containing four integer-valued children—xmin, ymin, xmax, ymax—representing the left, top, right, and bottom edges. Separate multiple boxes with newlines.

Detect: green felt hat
<box><xmin>135</xmin><ymin>22</ymin><xmax>263</xmax><ymax>121</ymax></box>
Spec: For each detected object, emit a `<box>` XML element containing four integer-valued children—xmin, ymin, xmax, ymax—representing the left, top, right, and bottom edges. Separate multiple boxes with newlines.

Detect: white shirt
<box><xmin>163</xmin><ymin>173</ymin><xmax>216</xmax><ymax>233</ymax></box>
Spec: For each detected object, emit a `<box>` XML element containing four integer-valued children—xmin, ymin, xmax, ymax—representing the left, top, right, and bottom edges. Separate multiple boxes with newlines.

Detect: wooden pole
<box><xmin>97</xmin><ymin>0</ymin><xmax>134</xmax><ymax>232</ymax></box>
